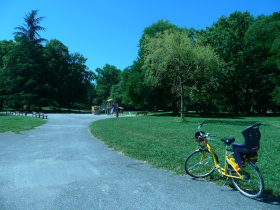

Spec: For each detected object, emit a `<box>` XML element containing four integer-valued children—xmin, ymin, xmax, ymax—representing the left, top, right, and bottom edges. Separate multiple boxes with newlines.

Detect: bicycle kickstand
<box><xmin>222</xmin><ymin>177</ymin><xmax>229</xmax><ymax>188</ymax></box>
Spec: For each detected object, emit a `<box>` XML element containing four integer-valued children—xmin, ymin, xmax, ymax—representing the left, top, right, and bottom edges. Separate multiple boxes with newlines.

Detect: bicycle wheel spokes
<box><xmin>185</xmin><ymin>150</ymin><xmax>216</xmax><ymax>178</ymax></box>
<box><xmin>231</xmin><ymin>161</ymin><xmax>264</xmax><ymax>198</ymax></box>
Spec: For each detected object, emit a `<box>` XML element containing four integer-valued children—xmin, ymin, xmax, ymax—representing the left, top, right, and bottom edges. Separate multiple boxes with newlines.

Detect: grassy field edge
<box><xmin>0</xmin><ymin>113</ymin><xmax>47</xmax><ymax>134</ymax></box>
<box><xmin>89</xmin><ymin>115</ymin><xmax>280</xmax><ymax>198</ymax></box>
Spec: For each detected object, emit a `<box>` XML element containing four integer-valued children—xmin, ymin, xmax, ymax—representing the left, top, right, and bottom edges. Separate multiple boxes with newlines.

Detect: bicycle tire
<box><xmin>185</xmin><ymin>150</ymin><xmax>216</xmax><ymax>178</ymax></box>
<box><xmin>230</xmin><ymin>160</ymin><xmax>264</xmax><ymax>198</ymax></box>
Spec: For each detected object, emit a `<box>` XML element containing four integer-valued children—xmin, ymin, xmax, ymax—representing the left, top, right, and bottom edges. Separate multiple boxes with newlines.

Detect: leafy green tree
<box><xmin>85</xmin><ymin>82</ymin><xmax>97</xmax><ymax>109</ymax></box>
<box><xmin>45</xmin><ymin>39</ymin><xmax>70</xmax><ymax>109</ymax></box>
<box><xmin>122</xmin><ymin>20</ymin><xmax>182</xmax><ymax>113</ymax></box>
<box><xmin>122</xmin><ymin>59</ymin><xmax>147</xmax><ymax>105</ymax></box>
<box><xmin>1</xmin><ymin>9</ymin><xmax>49</xmax><ymax>111</ymax></box>
<box><xmin>109</xmin><ymin>81</ymin><xmax>124</xmax><ymax>106</ymax></box>
<box><xmin>245</xmin><ymin>12</ymin><xmax>280</xmax><ymax>111</ymax></box>
<box><xmin>143</xmin><ymin>30</ymin><xmax>220</xmax><ymax>119</ymax></box>
<box><xmin>45</xmin><ymin>40</ymin><xmax>94</xmax><ymax>110</ymax></box>
<box><xmin>95</xmin><ymin>64</ymin><xmax>122</xmax><ymax>104</ymax></box>
<box><xmin>200</xmin><ymin>11</ymin><xmax>255</xmax><ymax>114</ymax></box>
<box><xmin>67</xmin><ymin>52</ymin><xmax>94</xmax><ymax>110</ymax></box>
<box><xmin>138</xmin><ymin>19</ymin><xmax>181</xmax><ymax>58</ymax></box>
<box><xmin>13</xmin><ymin>9</ymin><xmax>47</xmax><ymax>45</ymax></box>
<box><xmin>0</xmin><ymin>40</ymin><xmax>15</xmax><ymax>110</ymax></box>
<box><xmin>1</xmin><ymin>37</ymin><xmax>48</xmax><ymax>110</ymax></box>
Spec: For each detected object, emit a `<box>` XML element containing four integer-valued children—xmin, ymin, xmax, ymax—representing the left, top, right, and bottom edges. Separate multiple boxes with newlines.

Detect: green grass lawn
<box><xmin>89</xmin><ymin>113</ymin><xmax>280</xmax><ymax>197</ymax></box>
<box><xmin>0</xmin><ymin>113</ymin><xmax>47</xmax><ymax>134</ymax></box>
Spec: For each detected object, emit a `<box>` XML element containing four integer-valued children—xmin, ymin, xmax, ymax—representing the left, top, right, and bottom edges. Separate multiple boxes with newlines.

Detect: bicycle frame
<box><xmin>201</xmin><ymin>139</ymin><xmax>244</xmax><ymax>180</ymax></box>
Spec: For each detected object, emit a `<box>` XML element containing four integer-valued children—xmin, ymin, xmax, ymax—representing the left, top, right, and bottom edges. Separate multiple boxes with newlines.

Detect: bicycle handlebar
<box><xmin>198</xmin><ymin>121</ymin><xmax>205</xmax><ymax>131</ymax></box>
<box><xmin>200</xmin><ymin>121</ymin><xmax>205</xmax><ymax>126</ymax></box>
<box><xmin>197</xmin><ymin>121</ymin><xmax>217</xmax><ymax>138</ymax></box>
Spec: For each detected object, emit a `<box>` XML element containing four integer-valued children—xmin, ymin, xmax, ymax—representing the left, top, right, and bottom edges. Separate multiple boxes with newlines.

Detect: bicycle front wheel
<box><xmin>230</xmin><ymin>161</ymin><xmax>264</xmax><ymax>198</ymax></box>
<box><xmin>185</xmin><ymin>150</ymin><xmax>216</xmax><ymax>178</ymax></box>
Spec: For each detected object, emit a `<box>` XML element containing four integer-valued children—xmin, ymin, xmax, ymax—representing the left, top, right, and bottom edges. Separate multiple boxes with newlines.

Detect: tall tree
<box><xmin>95</xmin><ymin>64</ymin><xmax>121</xmax><ymax>104</ymax></box>
<box><xmin>0</xmin><ymin>40</ymin><xmax>15</xmax><ymax>110</ymax></box>
<box><xmin>13</xmin><ymin>9</ymin><xmax>47</xmax><ymax>45</ymax></box>
<box><xmin>122</xmin><ymin>59</ymin><xmax>148</xmax><ymax>106</ymax></box>
<box><xmin>122</xmin><ymin>20</ymin><xmax>181</xmax><ymax>113</ymax></box>
<box><xmin>45</xmin><ymin>39</ymin><xmax>70</xmax><ymax>109</ymax></box>
<box><xmin>138</xmin><ymin>19</ymin><xmax>181</xmax><ymax>58</ymax></box>
<box><xmin>244</xmin><ymin>12</ymin><xmax>280</xmax><ymax>112</ymax></box>
<box><xmin>200</xmin><ymin>11</ymin><xmax>255</xmax><ymax>114</ymax></box>
<box><xmin>67</xmin><ymin>52</ymin><xmax>94</xmax><ymax>110</ymax></box>
<box><xmin>143</xmin><ymin>30</ymin><xmax>220</xmax><ymax>119</ymax></box>
<box><xmin>1</xmin><ymin>37</ymin><xmax>48</xmax><ymax>110</ymax></box>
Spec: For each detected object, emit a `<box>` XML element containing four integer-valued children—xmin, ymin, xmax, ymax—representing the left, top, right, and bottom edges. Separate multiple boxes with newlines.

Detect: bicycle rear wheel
<box><xmin>230</xmin><ymin>161</ymin><xmax>264</xmax><ymax>198</ymax></box>
<box><xmin>185</xmin><ymin>150</ymin><xmax>216</xmax><ymax>178</ymax></box>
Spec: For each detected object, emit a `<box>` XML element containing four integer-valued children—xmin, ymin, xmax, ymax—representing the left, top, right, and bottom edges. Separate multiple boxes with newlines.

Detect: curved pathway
<box><xmin>0</xmin><ymin>114</ymin><xmax>279</xmax><ymax>209</ymax></box>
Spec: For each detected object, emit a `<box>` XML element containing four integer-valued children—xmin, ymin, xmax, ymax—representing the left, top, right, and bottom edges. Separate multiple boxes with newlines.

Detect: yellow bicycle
<box><xmin>185</xmin><ymin>121</ymin><xmax>264</xmax><ymax>198</ymax></box>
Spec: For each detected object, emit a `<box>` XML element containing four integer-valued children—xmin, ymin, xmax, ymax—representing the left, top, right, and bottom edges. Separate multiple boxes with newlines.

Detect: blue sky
<box><xmin>1</xmin><ymin>0</ymin><xmax>279</xmax><ymax>72</ymax></box>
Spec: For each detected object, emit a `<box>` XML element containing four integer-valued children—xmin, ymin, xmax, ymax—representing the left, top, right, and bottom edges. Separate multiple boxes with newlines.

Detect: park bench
<box><xmin>39</xmin><ymin>112</ymin><xmax>48</xmax><ymax>119</ymax></box>
<box><xmin>136</xmin><ymin>111</ymin><xmax>148</xmax><ymax>116</ymax></box>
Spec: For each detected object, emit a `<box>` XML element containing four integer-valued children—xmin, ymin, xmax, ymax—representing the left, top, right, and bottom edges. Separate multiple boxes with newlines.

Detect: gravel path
<box><xmin>0</xmin><ymin>114</ymin><xmax>279</xmax><ymax>209</ymax></box>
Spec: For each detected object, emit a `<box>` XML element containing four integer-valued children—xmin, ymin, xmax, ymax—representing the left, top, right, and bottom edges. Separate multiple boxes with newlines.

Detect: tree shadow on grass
<box><xmin>148</xmin><ymin>112</ymin><xmax>271</xmax><ymax>127</ymax></box>
<box><xmin>205</xmin><ymin>119</ymin><xmax>263</xmax><ymax>127</ymax></box>
<box><xmin>149</xmin><ymin>112</ymin><xmax>244</xmax><ymax>119</ymax></box>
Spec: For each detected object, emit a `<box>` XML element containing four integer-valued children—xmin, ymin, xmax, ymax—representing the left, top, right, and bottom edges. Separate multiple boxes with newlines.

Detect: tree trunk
<box><xmin>244</xmin><ymin>89</ymin><xmax>251</xmax><ymax>114</ymax></box>
<box><xmin>196</xmin><ymin>103</ymin><xmax>199</xmax><ymax>114</ymax></box>
<box><xmin>172</xmin><ymin>101</ymin><xmax>178</xmax><ymax>116</ymax></box>
<box><xmin>233</xmin><ymin>93</ymin><xmax>239</xmax><ymax>115</ymax></box>
<box><xmin>0</xmin><ymin>99</ymin><xmax>3</xmax><ymax>111</ymax></box>
<box><xmin>256</xmin><ymin>106</ymin><xmax>262</xmax><ymax>114</ymax></box>
<box><xmin>28</xmin><ymin>101</ymin><xmax>31</xmax><ymax>111</ymax></box>
<box><xmin>262</xmin><ymin>107</ymin><xmax>267</xmax><ymax>114</ymax></box>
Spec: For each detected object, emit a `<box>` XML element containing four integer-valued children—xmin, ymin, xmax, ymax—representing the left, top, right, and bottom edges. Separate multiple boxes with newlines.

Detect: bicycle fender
<box><xmin>248</xmin><ymin>160</ymin><xmax>259</xmax><ymax>170</ymax></box>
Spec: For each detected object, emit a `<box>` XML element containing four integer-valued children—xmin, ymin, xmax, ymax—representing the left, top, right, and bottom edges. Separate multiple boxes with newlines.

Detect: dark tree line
<box><xmin>1</xmin><ymin>10</ymin><xmax>279</xmax><ymax>114</ymax></box>
<box><xmin>0</xmin><ymin>10</ymin><xmax>95</xmax><ymax>111</ymax></box>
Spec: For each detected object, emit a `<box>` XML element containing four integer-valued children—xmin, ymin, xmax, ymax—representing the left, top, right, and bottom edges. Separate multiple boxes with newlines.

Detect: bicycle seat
<box><xmin>232</xmin><ymin>123</ymin><xmax>261</xmax><ymax>168</ymax></box>
<box><xmin>221</xmin><ymin>138</ymin><xmax>235</xmax><ymax>145</ymax></box>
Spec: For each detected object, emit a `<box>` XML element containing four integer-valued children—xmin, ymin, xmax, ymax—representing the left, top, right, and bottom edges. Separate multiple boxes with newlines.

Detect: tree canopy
<box><xmin>94</xmin><ymin>64</ymin><xmax>122</xmax><ymax>104</ymax></box>
<box><xmin>143</xmin><ymin>30</ymin><xmax>220</xmax><ymax>119</ymax></box>
<box><xmin>1</xmin><ymin>10</ymin><xmax>279</xmax><ymax>114</ymax></box>
<box><xmin>13</xmin><ymin>9</ymin><xmax>47</xmax><ymax>45</ymax></box>
<box><xmin>0</xmin><ymin>10</ymin><xmax>94</xmax><ymax>111</ymax></box>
